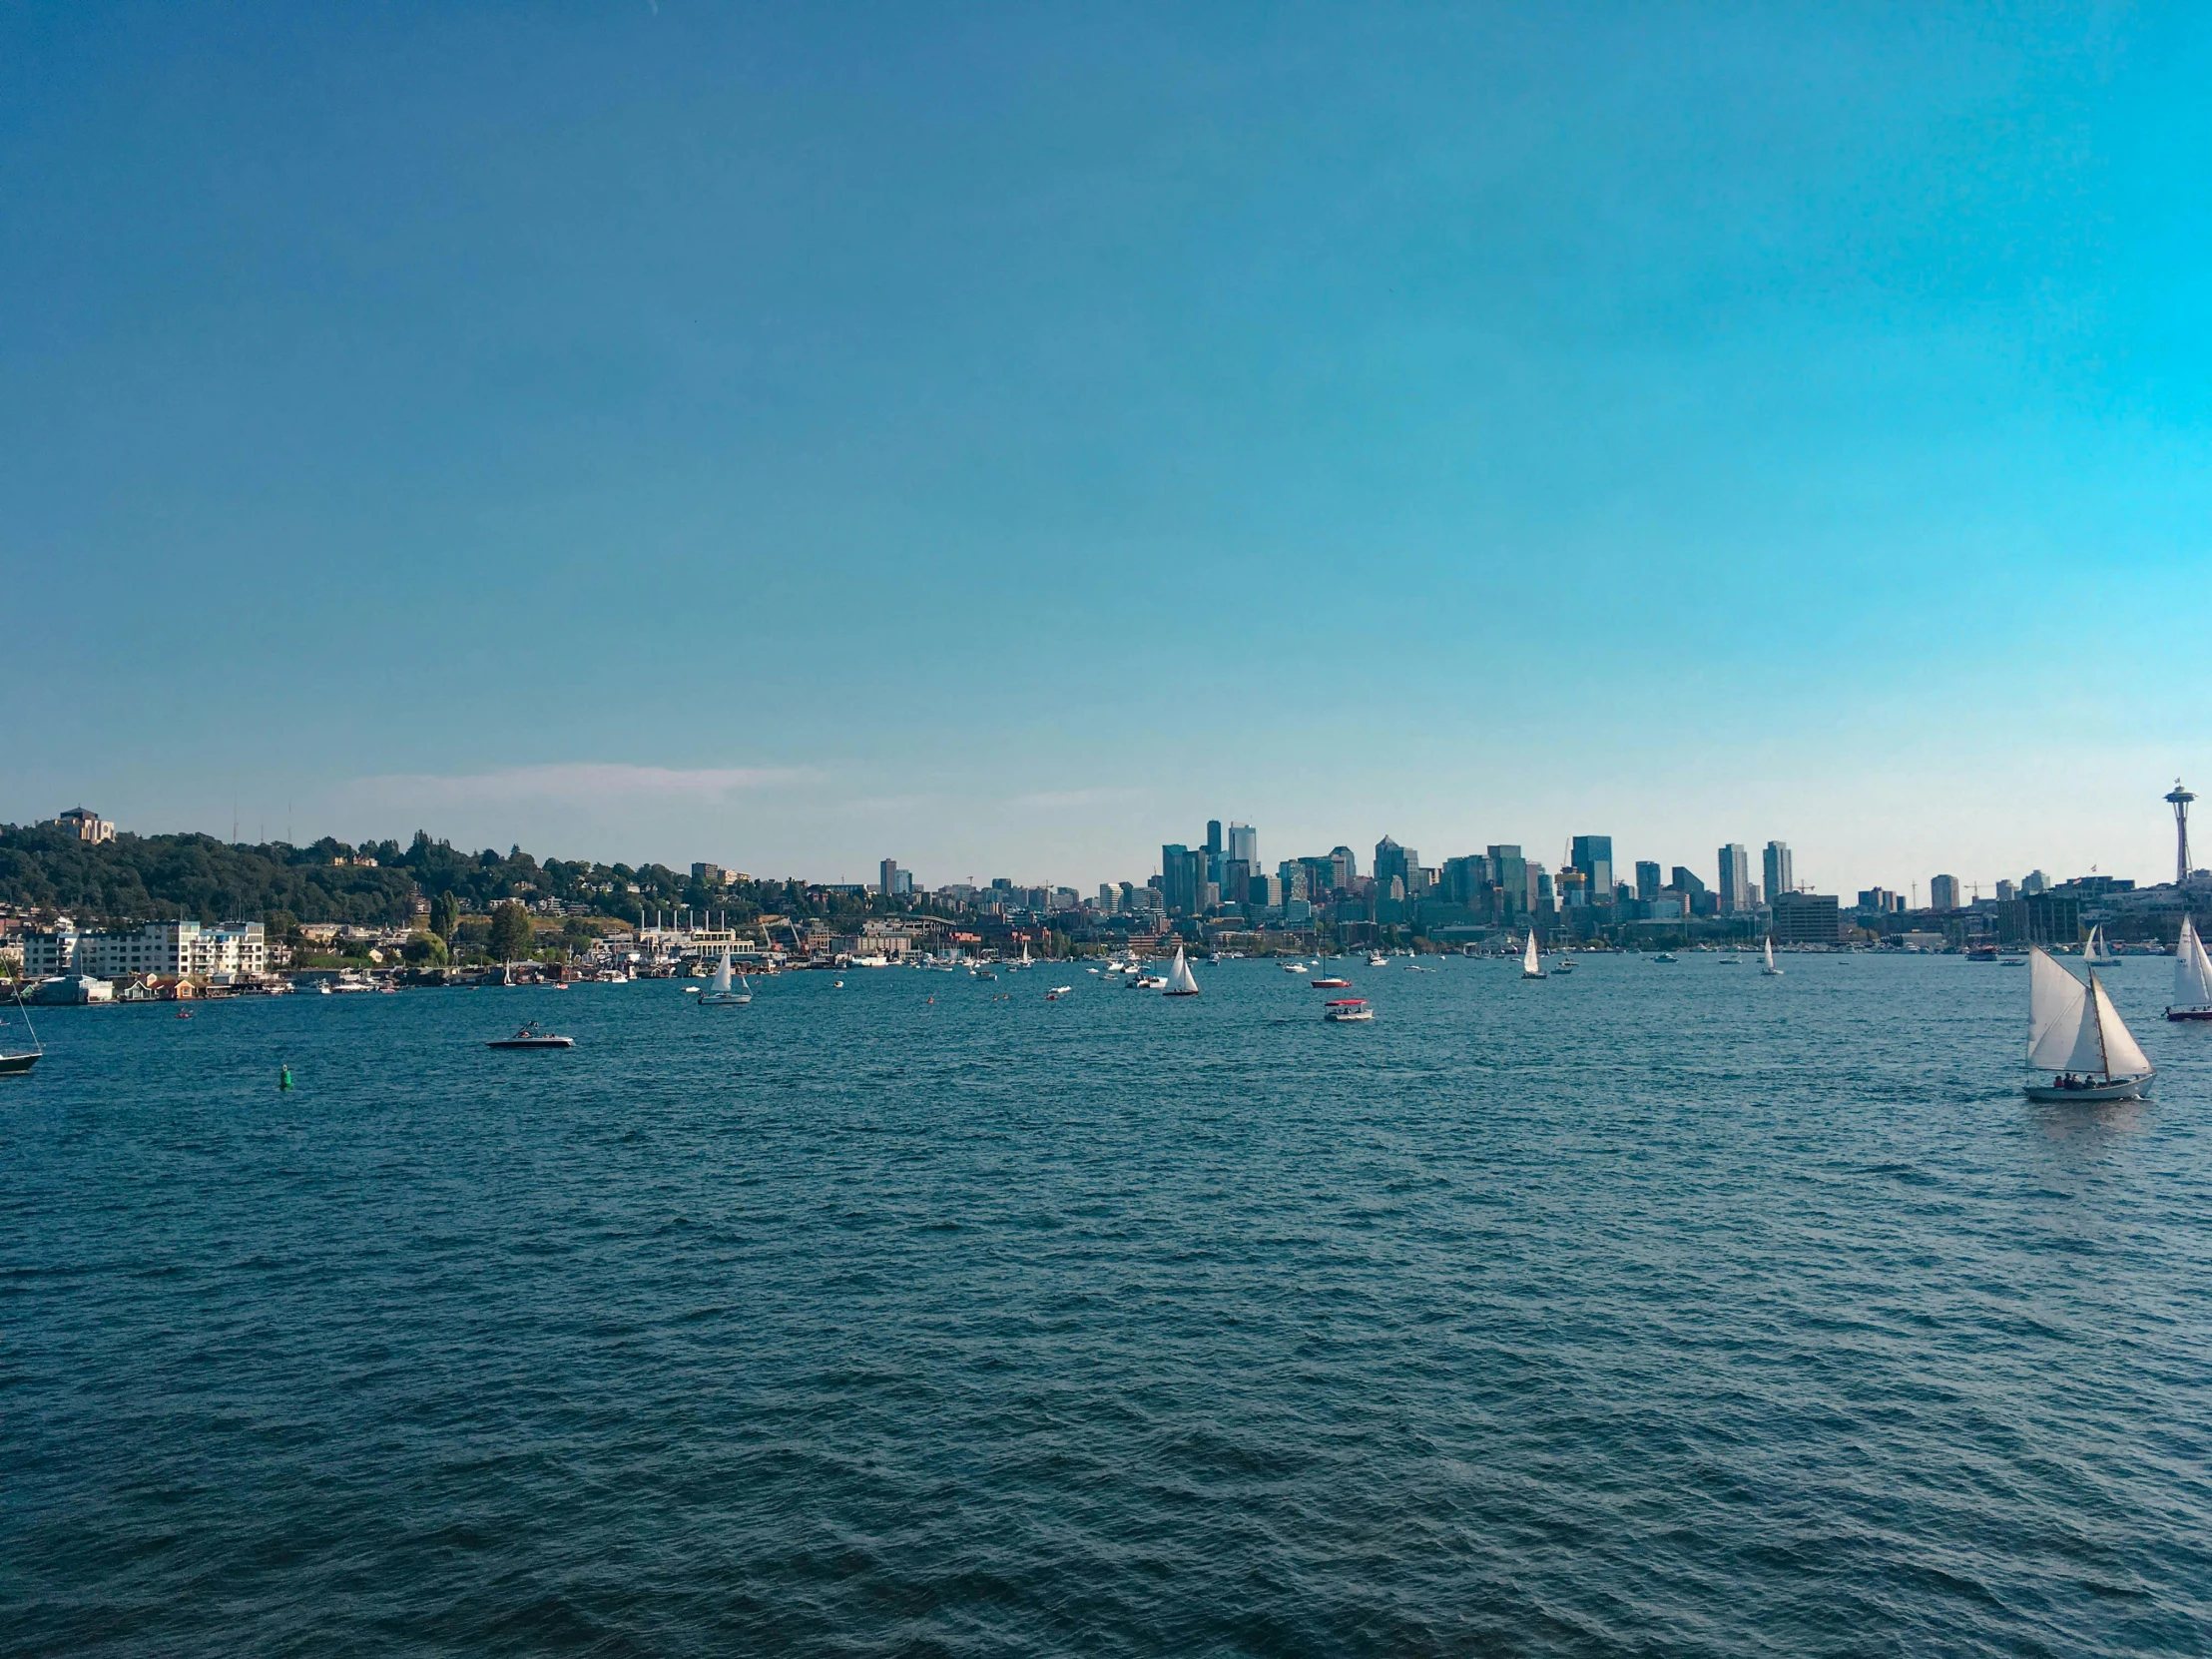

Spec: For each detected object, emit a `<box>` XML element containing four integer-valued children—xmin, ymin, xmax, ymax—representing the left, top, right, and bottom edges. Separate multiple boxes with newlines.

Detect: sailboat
<box><xmin>1521</xmin><ymin>929</ymin><xmax>1546</xmax><ymax>980</ymax></box>
<box><xmin>1163</xmin><ymin>945</ymin><xmax>1201</xmax><ymax>996</ymax></box>
<box><xmin>2083</xmin><ymin>925</ymin><xmax>2118</xmax><ymax>967</ymax></box>
<box><xmin>699</xmin><ymin>949</ymin><xmax>751</xmax><ymax>1006</ymax></box>
<box><xmin>0</xmin><ymin>990</ymin><xmax>43</xmax><ymax>1075</ymax></box>
<box><xmin>2167</xmin><ymin>916</ymin><xmax>2212</xmax><ymax>1020</ymax></box>
<box><xmin>1761</xmin><ymin>936</ymin><xmax>1783</xmax><ymax>976</ymax></box>
<box><xmin>2024</xmin><ymin>947</ymin><xmax>2152</xmax><ymax>1101</ymax></box>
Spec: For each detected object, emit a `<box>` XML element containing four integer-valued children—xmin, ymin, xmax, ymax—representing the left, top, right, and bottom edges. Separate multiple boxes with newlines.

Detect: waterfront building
<box><xmin>1930</xmin><ymin>873</ymin><xmax>1963</xmax><ymax>911</ymax></box>
<box><xmin>1717</xmin><ymin>844</ymin><xmax>1751</xmax><ymax>913</ymax></box>
<box><xmin>1635</xmin><ymin>860</ymin><xmax>1662</xmax><ymax>902</ymax></box>
<box><xmin>21</xmin><ymin>919</ymin><xmax>267</xmax><ymax>981</ymax></box>
<box><xmin>1570</xmin><ymin>836</ymin><xmax>1614</xmax><ymax>906</ymax></box>
<box><xmin>1997</xmin><ymin>892</ymin><xmax>2080</xmax><ymax>946</ymax></box>
<box><xmin>1770</xmin><ymin>892</ymin><xmax>1841</xmax><ymax>944</ymax></box>
<box><xmin>1763</xmin><ymin>841</ymin><xmax>1794</xmax><ymax>901</ymax></box>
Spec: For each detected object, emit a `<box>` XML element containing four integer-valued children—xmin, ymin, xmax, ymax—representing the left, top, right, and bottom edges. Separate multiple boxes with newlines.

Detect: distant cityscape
<box><xmin>3</xmin><ymin>783</ymin><xmax>2204</xmax><ymax>997</ymax></box>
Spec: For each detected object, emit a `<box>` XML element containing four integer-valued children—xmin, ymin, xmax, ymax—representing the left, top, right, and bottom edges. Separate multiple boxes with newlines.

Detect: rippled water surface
<box><xmin>6</xmin><ymin>953</ymin><xmax>2211</xmax><ymax>1656</ymax></box>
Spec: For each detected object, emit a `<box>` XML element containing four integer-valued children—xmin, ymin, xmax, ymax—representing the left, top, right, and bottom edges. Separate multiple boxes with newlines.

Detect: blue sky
<box><xmin>5</xmin><ymin>3</ymin><xmax>2208</xmax><ymax>895</ymax></box>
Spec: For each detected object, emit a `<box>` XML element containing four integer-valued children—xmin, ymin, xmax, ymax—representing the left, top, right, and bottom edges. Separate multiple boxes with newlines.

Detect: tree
<box><xmin>488</xmin><ymin>901</ymin><xmax>536</xmax><ymax>962</ymax></box>
<box><xmin>402</xmin><ymin>932</ymin><xmax>448</xmax><ymax>966</ymax></box>
<box><xmin>429</xmin><ymin>891</ymin><xmax>461</xmax><ymax>940</ymax></box>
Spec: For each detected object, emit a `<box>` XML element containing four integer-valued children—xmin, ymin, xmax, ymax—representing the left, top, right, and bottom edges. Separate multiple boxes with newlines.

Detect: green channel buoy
<box><xmin>278</xmin><ymin>1065</ymin><xmax>293</xmax><ymax>1091</ymax></box>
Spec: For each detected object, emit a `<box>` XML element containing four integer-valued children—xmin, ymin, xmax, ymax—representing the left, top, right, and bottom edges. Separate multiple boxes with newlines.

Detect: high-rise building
<box><xmin>1635</xmin><ymin>860</ymin><xmax>1662</xmax><ymax>902</ymax></box>
<box><xmin>1671</xmin><ymin>866</ymin><xmax>1707</xmax><ymax>896</ymax></box>
<box><xmin>1995</xmin><ymin>878</ymin><xmax>2016</xmax><ymax>903</ymax></box>
<box><xmin>2022</xmin><ymin>869</ymin><xmax>2049</xmax><ymax>895</ymax></box>
<box><xmin>1098</xmin><ymin>883</ymin><xmax>1118</xmax><ymax>913</ymax></box>
<box><xmin>1220</xmin><ymin>857</ymin><xmax>1252</xmax><ymax>905</ymax></box>
<box><xmin>1570</xmin><ymin>836</ymin><xmax>1614</xmax><ymax>906</ymax></box>
<box><xmin>877</xmin><ymin>858</ymin><xmax>911</xmax><ymax>897</ymax></box>
<box><xmin>1717</xmin><ymin>844</ymin><xmax>1751</xmax><ymax>913</ymax></box>
<box><xmin>1930</xmin><ymin>873</ymin><xmax>1962</xmax><ymax>911</ymax></box>
<box><xmin>1329</xmin><ymin>845</ymin><xmax>1359</xmax><ymax>890</ymax></box>
<box><xmin>1226</xmin><ymin>823</ymin><xmax>1258</xmax><ymax>865</ymax></box>
<box><xmin>1763</xmin><ymin>841</ymin><xmax>1794</xmax><ymax>902</ymax></box>
<box><xmin>1161</xmin><ymin>844</ymin><xmax>1211</xmax><ymax>915</ymax></box>
<box><xmin>1487</xmin><ymin>846</ymin><xmax>1528</xmax><ymax>919</ymax></box>
<box><xmin>1206</xmin><ymin>821</ymin><xmax>1224</xmax><ymax>857</ymax></box>
<box><xmin>1373</xmin><ymin>836</ymin><xmax>1413</xmax><ymax>894</ymax></box>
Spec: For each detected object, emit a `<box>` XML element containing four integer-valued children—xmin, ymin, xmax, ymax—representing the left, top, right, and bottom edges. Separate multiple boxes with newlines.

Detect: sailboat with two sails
<box><xmin>699</xmin><ymin>949</ymin><xmax>752</xmax><ymax>1006</ymax></box>
<box><xmin>2024</xmin><ymin>946</ymin><xmax>2152</xmax><ymax>1101</ymax></box>
<box><xmin>1163</xmin><ymin>946</ymin><xmax>1201</xmax><ymax>997</ymax></box>
<box><xmin>2167</xmin><ymin>916</ymin><xmax>2212</xmax><ymax>1021</ymax></box>
<box><xmin>2083</xmin><ymin>925</ymin><xmax>2118</xmax><ymax>967</ymax></box>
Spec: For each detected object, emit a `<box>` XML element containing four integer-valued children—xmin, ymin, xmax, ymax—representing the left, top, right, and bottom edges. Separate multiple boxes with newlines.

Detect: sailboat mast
<box><xmin>2090</xmin><ymin>970</ymin><xmax>2110</xmax><ymax>1076</ymax></box>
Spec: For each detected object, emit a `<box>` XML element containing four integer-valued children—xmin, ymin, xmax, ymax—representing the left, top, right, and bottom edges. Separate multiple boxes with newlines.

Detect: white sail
<box><xmin>712</xmin><ymin>950</ymin><xmax>733</xmax><ymax>996</ymax></box>
<box><xmin>1166</xmin><ymin>946</ymin><xmax>1200</xmax><ymax>995</ymax></box>
<box><xmin>2177</xmin><ymin>918</ymin><xmax>2212</xmax><ymax>1008</ymax></box>
<box><xmin>2028</xmin><ymin>947</ymin><xmax>2104</xmax><ymax>1072</ymax></box>
<box><xmin>2090</xmin><ymin>972</ymin><xmax>2152</xmax><ymax>1077</ymax></box>
<box><xmin>1764</xmin><ymin>936</ymin><xmax>1775</xmax><ymax>971</ymax></box>
<box><xmin>1523</xmin><ymin>930</ymin><xmax>1540</xmax><ymax>975</ymax></box>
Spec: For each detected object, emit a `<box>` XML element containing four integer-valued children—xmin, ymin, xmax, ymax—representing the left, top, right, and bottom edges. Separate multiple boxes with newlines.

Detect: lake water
<box><xmin>5</xmin><ymin>953</ymin><xmax>2209</xmax><ymax>1655</ymax></box>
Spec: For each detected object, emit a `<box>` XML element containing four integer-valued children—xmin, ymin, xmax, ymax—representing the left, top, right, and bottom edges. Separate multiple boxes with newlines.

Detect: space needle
<box><xmin>2167</xmin><ymin>779</ymin><xmax>2195</xmax><ymax>884</ymax></box>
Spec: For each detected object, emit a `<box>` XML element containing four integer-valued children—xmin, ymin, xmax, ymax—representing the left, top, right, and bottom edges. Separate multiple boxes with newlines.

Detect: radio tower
<box><xmin>2168</xmin><ymin>779</ymin><xmax>2195</xmax><ymax>884</ymax></box>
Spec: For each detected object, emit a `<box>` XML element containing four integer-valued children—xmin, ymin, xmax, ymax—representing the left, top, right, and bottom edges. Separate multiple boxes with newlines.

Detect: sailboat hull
<box><xmin>0</xmin><ymin>1051</ymin><xmax>39</xmax><ymax>1075</ymax></box>
<box><xmin>2165</xmin><ymin>1006</ymin><xmax>2212</xmax><ymax>1021</ymax></box>
<box><xmin>2024</xmin><ymin>1075</ymin><xmax>2149</xmax><ymax>1102</ymax></box>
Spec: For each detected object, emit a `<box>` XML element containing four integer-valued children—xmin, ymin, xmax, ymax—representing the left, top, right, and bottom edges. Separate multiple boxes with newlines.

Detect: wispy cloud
<box><xmin>1011</xmin><ymin>787</ymin><xmax>1148</xmax><ymax>811</ymax></box>
<box><xmin>344</xmin><ymin>763</ymin><xmax>811</xmax><ymax>806</ymax></box>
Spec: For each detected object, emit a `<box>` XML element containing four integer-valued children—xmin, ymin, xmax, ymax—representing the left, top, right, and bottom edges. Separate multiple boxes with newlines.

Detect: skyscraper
<box><xmin>1226</xmin><ymin>823</ymin><xmax>1258</xmax><ymax>866</ymax></box>
<box><xmin>878</xmin><ymin>858</ymin><xmax>908</xmax><ymax>897</ymax></box>
<box><xmin>1487</xmin><ymin>845</ymin><xmax>1528</xmax><ymax>919</ymax></box>
<box><xmin>1161</xmin><ymin>844</ymin><xmax>1201</xmax><ymax>916</ymax></box>
<box><xmin>1206</xmin><ymin>821</ymin><xmax>1223</xmax><ymax>857</ymax></box>
<box><xmin>1329</xmin><ymin>845</ymin><xmax>1359</xmax><ymax>890</ymax></box>
<box><xmin>1635</xmin><ymin>860</ymin><xmax>1662</xmax><ymax>901</ymax></box>
<box><xmin>1763</xmin><ymin>841</ymin><xmax>1794</xmax><ymax>902</ymax></box>
<box><xmin>1373</xmin><ymin>836</ymin><xmax>1412</xmax><ymax>894</ymax></box>
<box><xmin>1570</xmin><ymin>835</ymin><xmax>1614</xmax><ymax>906</ymax></box>
<box><xmin>1717</xmin><ymin>844</ymin><xmax>1751</xmax><ymax>913</ymax></box>
<box><xmin>1930</xmin><ymin>873</ymin><xmax>1962</xmax><ymax>911</ymax></box>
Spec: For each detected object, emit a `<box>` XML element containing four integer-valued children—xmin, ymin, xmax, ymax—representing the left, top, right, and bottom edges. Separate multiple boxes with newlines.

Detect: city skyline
<box><xmin>6</xmin><ymin>8</ymin><xmax>2210</xmax><ymax>895</ymax></box>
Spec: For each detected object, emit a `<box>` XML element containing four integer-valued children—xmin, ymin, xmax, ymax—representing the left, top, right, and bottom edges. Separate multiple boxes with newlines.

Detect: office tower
<box><xmin>878</xmin><ymin>858</ymin><xmax>912</xmax><ymax>897</ymax></box>
<box><xmin>1930</xmin><ymin>873</ymin><xmax>1961</xmax><ymax>911</ymax></box>
<box><xmin>1278</xmin><ymin>860</ymin><xmax>1309</xmax><ymax>901</ymax></box>
<box><xmin>1206</xmin><ymin>821</ymin><xmax>1223</xmax><ymax>858</ymax></box>
<box><xmin>1995</xmin><ymin>879</ymin><xmax>2016</xmax><ymax>903</ymax></box>
<box><xmin>2169</xmin><ymin>780</ymin><xmax>2195</xmax><ymax>882</ymax></box>
<box><xmin>1248</xmin><ymin>872</ymin><xmax>1281</xmax><ymax>908</ymax></box>
<box><xmin>1533</xmin><ymin>863</ymin><xmax>1554</xmax><ymax>912</ymax></box>
<box><xmin>1226</xmin><ymin>823</ymin><xmax>1258</xmax><ymax>865</ymax></box>
<box><xmin>1717</xmin><ymin>844</ymin><xmax>1751</xmax><ymax>913</ymax></box>
<box><xmin>1161</xmin><ymin>844</ymin><xmax>1195</xmax><ymax>915</ymax></box>
<box><xmin>1635</xmin><ymin>860</ymin><xmax>1662</xmax><ymax>902</ymax></box>
<box><xmin>1329</xmin><ymin>845</ymin><xmax>1359</xmax><ymax>889</ymax></box>
<box><xmin>1762</xmin><ymin>841</ymin><xmax>1794</xmax><ymax>902</ymax></box>
<box><xmin>1486</xmin><ymin>846</ymin><xmax>1528</xmax><ymax>919</ymax></box>
<box><xmin>1570</xmin><ymin>836</ymin><xmax>1614</xmax><ymax>904</ymax></box>
<box><xmin>2021</xmin><ymin>869</ymin><xmax>2048</xmax><ymax>895</ymax></box>
<box><xmin>1670</xmin><ymin>866</ymin><xmax>1707</xmax><ymax>896</ymax></box>
<box><xmin>1373</xmin><ymin>836</ymin><xmax>1411</xmax><ymax>893</ymax></box>
<box><xmin>1221</xmin><ymin>857</ymin><xmax>1252</xmax><ymax>905</ymax></box>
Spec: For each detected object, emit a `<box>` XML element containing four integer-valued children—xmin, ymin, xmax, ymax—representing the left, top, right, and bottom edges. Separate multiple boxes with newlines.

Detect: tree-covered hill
<box><xmin>0</xmin><ymin>825</ymin><xmax>898</xmax><ymax>932</ymax></box>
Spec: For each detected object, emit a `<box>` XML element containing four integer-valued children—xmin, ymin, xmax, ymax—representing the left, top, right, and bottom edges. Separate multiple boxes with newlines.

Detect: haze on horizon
<box><xmin>5</xmin><ymin>4</ymin><xmax>2207</xmax><ymax>897</ymax></box>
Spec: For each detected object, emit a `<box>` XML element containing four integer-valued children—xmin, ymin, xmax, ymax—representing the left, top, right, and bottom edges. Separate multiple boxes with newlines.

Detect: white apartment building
<box><xmin>21</xmin><ymin>919</ymin><xmax>268</xmax><ymax>982</ymax></box>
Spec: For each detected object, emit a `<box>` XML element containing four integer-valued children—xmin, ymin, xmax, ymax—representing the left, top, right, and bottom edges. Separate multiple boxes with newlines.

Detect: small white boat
<box><xmin>1368</xmin><ymin>953</ymin><xmax>1388</xmax><ymax>967</ymax></box>
<box><xmin>1323</xmin><ymin>998</ymin><xmax>1373</xmax><ymax>1022</ymax></box>
<box><xmin>1163</xmin><ymin>947</ymin><xmax>1201</xmax><ymax>996</ymax></box>
<box><xmin>1284</xmin><ymin>961</ymin><xmax>1309</xmax><ymax>973</ymax></box>
<box><xmin>1521</xmin><ymin>930</ymin><xmax>1546</xmax><ymax>980</ymax></box>
<box><xmin>2023</xmin><ymin>946</ymin><xmax>2150</xmax><ymax>1101</ymax></box>
<box><xmin>487</xmin><ymin>1023</ymin><xmax>574</xmax><ymax>1050</ymax></box>
<box><xmin>1046</xmin><ymin>985</ymin><xmax>1073</xmax><ymax>999</ymax></box>
<box><xmin>1761</xmin><ymin>937</ymin><xmax>1783</xmax><ymax>976</ymax></box>
<box><xmin>2167</xmin><ymin>915</ymin><xmax>2212</xmax><ymax>1020</ymax></box>
<box><xmin>699</xmin><ymin>950</ymin><xmax>752</xmax><ymax>1006</ymax></box>
<box><xmin>2083</xmin><ymin>925</ymin><xmax>2118</xmax><ymax>967</ymax></box>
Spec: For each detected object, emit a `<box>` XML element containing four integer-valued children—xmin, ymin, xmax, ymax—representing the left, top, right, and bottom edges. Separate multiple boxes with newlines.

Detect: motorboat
<box><xmin>1368</xmin><ymin>953</ymin><xmax>1388</xmax><ymax>967</ymax></box>
<box><xmin>1284</xmin><ymin>961</ymin><xmax>1309</xmax><ymax>973</ymax></box>
<box><xmin>487</xmin><ymin>1024</ymin><xmax>574</xmax><ymax>1050</ymax></box>
<box><xmin>1651</xmin><ymin>953</ymin><xmax>1678</xmax><ymax>964</ymax></box>
<box><xmin>2166</xmin><ymin>915</ymin><xmax>2212</xmax><ymax>1020</ymax></box>
<box><xmin>2023</xmin><ymin>947</ymin><xmax>2150</xmax><ymax>1101</ymax></box>
<box><xmin>1046</xmin><ymin>985</ymin><xmax>1073</xmax><ymax>1000</ymax></box>
<box><xmin>1323</xmin><ymin>998</ymin><xmax>1373</xmax><ymax>1022</ymax></box>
